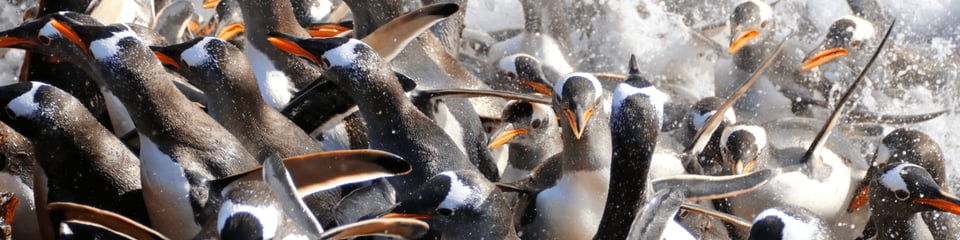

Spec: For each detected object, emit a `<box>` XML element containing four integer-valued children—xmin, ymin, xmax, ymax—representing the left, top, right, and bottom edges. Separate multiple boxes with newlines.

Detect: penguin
<box><xmin>151</xmin><ymin>0</ymin><xmax>199</xmax><ymax>44</ymax></box>
<box><xmin>747</xmin><ymin>206</ymin><xmax>832</xmax><ymax>240</ymax></box>
<box><xmin>202</xmin><ymin>151</ymin><xmax>421</xmax><ymax>239</ymax></box>
<box><xmin>492</xmin><ymin>53</ymin><xmax>555</xmax><ymax>95</ymax></box>
<box><xmin>487</xmin><ymin>100</ymin><xmax>561</xmax><ymax>183</ymax></box>
<box><xmin>860</xmin><ymin>162</ymin><xmax>960</xmax><ymax>240</ymax></box>
<box><xmin>486</xmin><ymin>0</ymin><xmax>574</xmax><ymax>82</ymax></box>
<box><xmin>717</xmin><ymin>0</ymin><xmax>794</xmax><ymax>123</ymax></box>
<box><xmin>383</xmin><ymin>170</ymin><xmax>519</xmax><ymax>239</ymax></box>
<box><xmin>40</xmin><ymin>16</ymin><xmax>259</xmax><ymax>239</ymax></box>
<box><xmin>0</xmin><ymin>117</ymin><xmax>36</xmax><ymax>240</ymax></box>
<box><xmin>799</xmin><ymin>16</ymin><xmax>876</xmax><ymax>103</ymax></box>
<box><xmin>511</xmin><ymin>72</ymin><xmax>611</xmax><ymax>240</ymax></box>
<box><xmin>45</xmin><ymin>202</ymin><xmax>166</xmax><ymax>240</ymax></box>
<box><xmin>624</xmin><ymin>188</ymin><xmax>696</xmax><ymax>240</ymax></box>
<box><xmin>721</xmin><ymin>123</ymin><xmax>767</xmax><ymax>175</ymax></box>
<box><xmin>594</xmin><ymin>61</ymin><xmax>666</xmax><ymax>239</ymax></box>
<box><xmin>847</xmin><ymin>129</ymin><xmax>960</xmax><ymax>239</ymax></box>
<box><xmin>729</xmin><ymin>23</ymin><xmax>893</xmax><ymax>238</ymax></box>
<box><xmin>289</xmin><ymin>0</ymin><xmax>334</xmax><ymax>28</ymax></box>
<box><xmin>0</xmin><ymin>82</ymin><xmax>149</xmax><ymax>238</ymax></box>
<box><xmin>201</xmin><ymin>0</ymin><xmax>246</xmax><ymax>49</ymax></box>
<box><xmin>265</xmin><ymin>33</ymin><xmax>481</xmax><ymax>201</ymax></box>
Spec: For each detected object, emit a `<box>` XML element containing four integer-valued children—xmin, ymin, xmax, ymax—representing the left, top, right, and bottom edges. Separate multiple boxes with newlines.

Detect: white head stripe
<box><xmin>754</xmin><ymin>208</ymin><xmax>819</xmax><ymax>239</ymax></box>
<box><xmin>439</xmin><ymin>171</ymin><xmax>488</xmax><ymax>210</ymax></box>
<box><xmin>498</xmin><ymin>54</ymin><xmax>525</xmax><ymax>74</ymax></box>
<box><xmin>181</xmin><ymin>37</ymin><xmax>217</xmax><ymax>67</ymax></box>
<box><xmin>89</xmin><ymin>24</ymin><xmax>141</xmax><ymax>61</ymax></box>
<box><xmin>555</xmin><ymin>72</ymin><xmax>603</xmax><ymax>101</ymax></box>
<box><xmin>838</xmin><ymin>16</ymin><xmax>875</xmax><ymax>42</ymax></box>
<box><xmin>322</xmin><ymin>39</ymin><xmax>363</xmax><ymax>67</ymax></box>
<box><xmin>39</xmin><ymin>21</ymin><xmax>62</xmax><ymax>39</ymax></box>
<box><xmin>8</xmin><ymin>82</ymin><xmax>46</xmax><ymax>118</ymax></box>
<box><xmin>721</xmin><ymin>125</ymin><xmax>767</xmax><ymax>150</ymax></box>
<box><xmin>612</xmin><ymin>83</ymin><xmax>668</xmax><ymax>121</ymax></box>
<box><xmin>880</xmin><ymin>163</ymin><xmax>916</xmax><ymax>193</ymax></box>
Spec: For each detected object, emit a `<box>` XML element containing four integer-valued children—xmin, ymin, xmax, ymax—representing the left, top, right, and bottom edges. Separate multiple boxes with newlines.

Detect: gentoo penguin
<box><xmin>594</xmin><ymin>63</ymin><xmax>666</xmax><ymax>239</ymax></box>
<box><xmin>42</xmin><ymin>17</ymin><xmax>259</xmax><ymax>239</ymax></box>
<box><xmin>383</xmin><ymin>170</ymin><xmax>519</xmax><ymax>239</ymax></box>
<box><xmin>45</xmin><ymin>202</ymin><xmax>166</xmax><ymax>240</ymax></box>
<box><xmin>486</xmin><ymin>0</ymin><xmax>573</xmax><ymax>82</ymax></box>
<box><xmin>624</xmin><ymin>188</ymin><xmax>696</xmax><ymax>240</ymax></box>
<box><xmin>721</xmin><ymin>123</ymin><xmax>767</xmax><ymax>175</ymax></box>
<box><xmin>0</xmin><ymin>82</ymin><xmax>149</xmax><ymax>238</ymax></box>
<box><xmin>861</xmin><ymin>162</ymin><xmax>960</xmax><ymax>240</ymax></box>
<box><xmin>487</xmin><ymin>100</ymin><xmax>561</xmax><ymax>182</ymax></box>
<box><xmin>514</xmin><ymin>72</ymin><xmax>611</xmax><ymax>240</ymax></box>
<box><xmin>151</xmin><ymin>0</ymin><xmax>199</xmax><ymax>44</ymax></box>
<box><xmin>202</xmin><ymin>0</ymin><xmax>246</xmax><ymax>49</ymax></box>
<box><xmin>717</xmin><ymin>0</ymin><xmax>793</xmax><ymax>123</ymax></box>
<box><xmin>0</xmin><ymin>118</ymin><xmax>36</xmax><ymax>240</ymax></box>
<box><xmin>265</xmin><ymin>34</ymin><xmax>481</xmax><ymax>200</ymax></box>
<box><xmin>848</xmin><ymin>129</ymin><xmax>960</xmax><ymax>239</ymax></box>
<box><xmin>492</xmin><ymin>53</ymin><xmax>555</xmax><ymax>95</ymax></box>
<box><xmin>747</xmin><ymin>206</ymin><xmax>832</xmax><ymax>240</ymax></box>
<box><xmin>730</xmin><ymin>24</ymin><xmax>892</xmax><ymax>238</ymax></box>
<box><xmin>799</xmin><ymin>16</ymin><xmax>876</xmax><ymax>103</ymax></box>
<box><xmin>202</xmin><ymin>152</ymin><xmax>421</xmax><ymax>239</ymax></box>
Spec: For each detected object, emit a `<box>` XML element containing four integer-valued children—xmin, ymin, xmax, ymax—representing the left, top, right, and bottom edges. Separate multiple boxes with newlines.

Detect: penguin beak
<box><xmin>735</xmin><ymin>159</ymin><xmax>757</xmax><ymax>175</ymax></box>
<box><xmin>266</xmin><ymin>33</ymin><xmax>322</xmax><ymax>66</ymax></box>
<box><xmin>801</xmin><ymin>47</ymin><xmax>848</xmax><ymax>71</ymax></box>
<box><xmin>487</xmin><ymin>127</ymin><xmax>529</xmax><ymax>149</ymax></box>
<box><xmin>520</xmin><ymin>81</ymin><xmax>553</xmax><ymax>96</ymax></box>
<box><xmin>307</xmin><ymin>24</ymin><xmax>352</xmax><ymax>38</ymax></box>
<box><xmin>49</xmin><ymin>18</ymin><xmax>92</xmax><ymax>57</ymax></box>
<box><xmin>913</xmin><ymin>190</ymin><xmax>960</xmax><ymax>215</ymax></box>
<box><xmin>202</xmin><ymin>0</ymin><xmax>220</xmax><ymax>8</ymax></box>
<box><xmin>0</xmin><ymin>36</ymin><xmax>37</xmax><ymax>48</ymax></box>
<box><xmin>728</xmin><ymin>29</ymin><xmax>759</xmax><ymax>54</ymax></box>
<box><xmin>848</xmin><ymin>184</ymin><xmax>870</xmax><ymax>212</ymax></box>
<box><xmin>152</xmin><ymin>50</ymin><xmax>181</xmax><ymax>70</ymax></box>
<box><xmin>563</xmin><ymin>107</ymin><xmax>594</xmax><ymax>140</ymax></box>
<box><xmin>216</xmin><ymin>23</ymin><xmax>245</xmax><ymax>41</ymax></box>
<box><xmin>382</xmin><ymin>213</ymin><xmax>432</xmax><ymax>220</ymax></box>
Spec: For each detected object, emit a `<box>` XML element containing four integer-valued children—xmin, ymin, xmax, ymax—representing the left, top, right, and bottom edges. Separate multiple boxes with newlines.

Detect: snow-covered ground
<box><xmin>2</xmin><ymin>0</ymin><xmax>960</xmax><ymax>194</ymax></box>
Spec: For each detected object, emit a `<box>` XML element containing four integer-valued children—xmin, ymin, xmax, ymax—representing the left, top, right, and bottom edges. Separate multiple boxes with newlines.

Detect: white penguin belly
<box><xmin>536</xmin><ymin>169</ymin><xmax>610</xmax><ymax>240</ymax></box>
<box><xmin>139</xmin><ymin>135</ymin><xmax>200</xmax><ymax>239</ymax></box>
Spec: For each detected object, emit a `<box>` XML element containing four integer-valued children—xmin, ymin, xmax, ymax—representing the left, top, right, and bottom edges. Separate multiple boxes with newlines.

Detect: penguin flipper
<box><xmin>262</xmin><ymin>154</ymin><xmax>324</xmax><ymax>234</ymax></box>
<box><xmin>626</xmin><ymin>188</ymin><xmax>685</xmax><ymax>240</ymax></box>
<box><xmin>47</xmin><ymin>202</ymin><xmax>168</xmax><ymax>240</ymax></box>
<box><xmin>495</xmin><ymin>154</ymin><xmax>563</xmax><ymax>194</ymax></box>
<box><xmin>651</xmin><ymin>168</ymin><xmax>778</xmax><ymax>201</ymax></box>
<box><xmin>361</xmin><ymin>3</ymin><xmax>460</xmax><ymax>61</ymax></box>
<box><xmin>319</xmin><ymin>218</ymin><xmax>429</xmax><ymax>240</ymax></box>
<box><xmin>334</xmin><ymin>180</ymin><xmax>397</xmax><ymax>225</ymax></box>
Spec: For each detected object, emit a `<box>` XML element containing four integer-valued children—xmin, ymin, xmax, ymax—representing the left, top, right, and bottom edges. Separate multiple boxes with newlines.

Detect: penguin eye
<box><xmin>531</xmin><ymin>119</ymin><xmax>542</xmax><ymax>129</ymax></box>
<box><xmin>3</xmin><ymin>107</ymin><xmax>15</xmax><ymax>119</ymax></box>
<box><xmin>436</xmin><ymin>208</ymin><xmax>453</xmax><ymax>216</ymax></box>
<box><xmin>760</xmin><ymin>20</ymin><xmax>769</xmax><ymax>28</ymax></box>
<box><xmin>851</xmin><ymin>40</ymin><xmax>862</xmax><ymax>47</ymax></box>
<box><xmin>893</xmin><ymin>190</ymin><xmax>910</xmax><ymax>201</ymax></box>
<box><xmin>505</xmin><ymin>72</ymin><xmax>517</xmax><ymax>79</ymax></box>
<box><xmin>319</xmin><ymin>57</ymin><xmax>331</xmax><ymax>69</ymax></box>
<box><xmin>38</xmin><ymin>35</ymin><xmax>51</xmax><ymax>45</ymax></box>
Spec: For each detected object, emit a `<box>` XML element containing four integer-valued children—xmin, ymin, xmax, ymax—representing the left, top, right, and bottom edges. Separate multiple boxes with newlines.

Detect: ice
<box><xmin>0</xmin><ymin>0</ymin><xmax>32</xmax><ymax>86</ymax></box>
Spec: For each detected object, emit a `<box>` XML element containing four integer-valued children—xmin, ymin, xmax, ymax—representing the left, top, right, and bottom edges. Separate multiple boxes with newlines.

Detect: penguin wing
<box><xmin>47</xmin><ymin>202</ymin><xmax>168</xmax><ymax>240</ymax></box>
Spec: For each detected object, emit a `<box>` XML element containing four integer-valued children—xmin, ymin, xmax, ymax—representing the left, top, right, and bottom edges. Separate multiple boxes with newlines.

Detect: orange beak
<box><xmin>267</xmin><ymin>36</ymin><xmax>321</xmax><ymax>65</ymax></box>
<box><xmin>308</xmin><ymin>24</ymin><xmax>352</xmax><ymax>38</ymax></box>
<box><xmin>50</xmin><ymin>18</ymin><xmax>91</xmax><ymax>57</ymax></box>
<box><xmin>202</xmin><ymin>0</ymin><xmax>220</xmax><ymax>8</ymax></box>
<box><xmin>801</xmin><ymin>48</ymin><xmax>848</xmax><ymax>71</ymax></box>
<box><xmin>521</xmin><ymin>81</ymin><xmax>553</xmax><ymax>96</ymax></box>
<box><xmin>216</xmin><ymin>23</ymin><xmax>245</xmax><ymax>41</ymax></box>
<box><xmin>563</xmin><ymin>107</ymin><xmax>593</xmax><ymax>140</ymax></box>
<box><xmin>486</xmin><ymin>128</ymin><xmax>529</xmax><ymax>149</ymax></box>
<box><xmin>153</xmin><ymin>51</ymin><xmax>180</xmax><ymax>70</ymax></box>
<box><xmin>0</xmin><ymin>36</ymin><xmax>37</xmax><ymax>48</ymax></box>
<box><xmin>383</xmin><ymin>213</ymin><xmax>432</xmax><ymax>220</ymax></box>
<box><xmin>913</xmin><ymin>191</ymin><xmax>960</xmax><ymax>215</ymax></box>
<box><xmin>848</xmin><ymin>185</ymin><xmax>870</xmax><ymax>212</ymax></box>
<box><xmin>728</xmin><ymin>29</ymin><xmax>759</xmax><ymax>54</ymax></box>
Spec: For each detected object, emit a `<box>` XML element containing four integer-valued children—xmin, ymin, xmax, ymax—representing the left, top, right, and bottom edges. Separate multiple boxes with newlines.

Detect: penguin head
<box><xmin>0</xmin><ymin>82</ymin><xmax>61</xmax><ymax>137</ymax></box>
<box><xmin>613</xmin><ymin>54</ymin><xmax>666</xmax><ymax>121</ymax></box>
<box><xmin>39</xmin><ymin>14</ymin><xmax>150</xmax><ymax>67</ymax></box>
<box><xmin>688</xmin><ymin>97</ymin><xmax>736</xmax><ymax>133</ymax></box>
<box><xmin>876</xmin><ymin>128</ymin><xmax>945</xmax><ymax>184</ymax></box>
<box><xmin>728</xmin><ymin>0</ymin><xmax>774</xmax><ymax>54</ymax></box>
<box><xmin>384</xmin><ymin>170</ymin><xmax>514</xmax><ymax>238</ymax></box>
<box><xmin>0</xmin><ymin>12</ymin><xmax>101</xmax><ymax>64</ymax></box>
<box><xmin>553</xmin><ymin>72</ymin><xmax>604</xmax><ymax>140</ymax></box>
<box><xmin>721</xmin><ymin>124</ymin><xmax>767</xmax><ymax>175</ymax></box>
<box><xmin>266</xmin><ymin>32</ymin><xmax>394</xmax><ymax>90</ymax></box>
<box><xmin>801</xmin><ymin>16</ymin><xmax>875</xmax><ymax>71</ymax></box>
<box><xmin>152</xmin><ymin>37</ymin><xmax>251</xmax><ymax>93</ymax></box>
<box><xmin>748</xmin><ymin>207</ymin><xmax>830</xmax><ymax>240</ymax></box>
<box><xmin>496</xmin><ymin>53</ymin><xmax>552</xmax><ymax>95</ymax></box>
<box><xmin>487</xmin><ymin>100</ymin><xmax>556</xmax><ymax>149</ymax></box>
<box><xmin>216</xmin><ymin>180</ymin><xmax>283</xmax><ymax>240</ymax></box>
<box><xmin>867</xmin><ymin>162</ymin><xmax>960</xmax><ymax>217</ymax></box>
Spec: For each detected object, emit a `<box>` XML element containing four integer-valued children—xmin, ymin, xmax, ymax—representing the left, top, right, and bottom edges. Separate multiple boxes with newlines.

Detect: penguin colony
<box><xmin>0</xmin><ymin>0</ymin><xmax>957</xmax><ymax>239</ymax></box>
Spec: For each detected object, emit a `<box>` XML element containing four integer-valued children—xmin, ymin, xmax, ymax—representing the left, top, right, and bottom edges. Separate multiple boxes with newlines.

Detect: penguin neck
<box><xmin>520</xmin><ymin>0</ymin><xmax>543</xmax><ymax>34</ymax></box>
<box><xmin>508</xmin><ymin>130</ymin><xmax>561</xmax><ymax>170</ymax></box>
<box><xmin>560</xmin><ymin>112</ymin><xmax>612</xmax><ymax>171</ymax></box>
<box><xmin>343</xmin><ymin>0</ymin><xmax>403</xmax><ymax>38</ymax></box>
<box><xmin>874</xmin><ymin>211</ymin><xmax>925</xmax><ymax>240</ymax></box>
<box><xmin>733</xmin><ymin>43</ymin><xmax>769</xmax><ymax>73</ymax></box>
<box><xmin>236</xmin><ymin>0</ymin><xmax>308</xmax><ymax>38</ymax></box>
